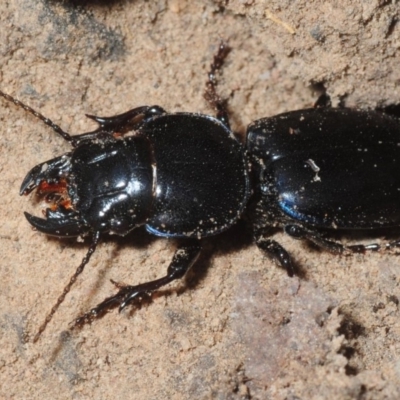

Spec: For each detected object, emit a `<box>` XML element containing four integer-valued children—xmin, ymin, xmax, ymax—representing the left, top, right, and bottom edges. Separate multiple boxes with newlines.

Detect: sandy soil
<box><xmin>1</xmin><ymin>1</ymin><xmax>400</xmax><ymax>399</ymax></box>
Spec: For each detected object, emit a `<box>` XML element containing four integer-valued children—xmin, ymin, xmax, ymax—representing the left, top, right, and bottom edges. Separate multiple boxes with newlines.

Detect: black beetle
<box><xmin>1</xmin><ymin>44</ymin><xmax>253</xmax><ymax>342</ymax></box>
<box><xmin>2</xmin><ymin>45</ymin><xmax>400</xmax><ymax>341</ymax></box>
<box><xmin>247</xmin><ymin>96</ymin><xmax>400</xmax><ymax>276</ymax></box>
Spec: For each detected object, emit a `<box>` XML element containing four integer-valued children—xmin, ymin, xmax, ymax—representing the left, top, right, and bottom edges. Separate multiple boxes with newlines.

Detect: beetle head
<box><xmin>20</xmin><ymin>154</ymin><xmax>90</xmax><ymax>237</ymax></box>
<box><xmin>21</xmin><ymin>136</ymin><xmax>154</xmax><ymax>238</ymax></box>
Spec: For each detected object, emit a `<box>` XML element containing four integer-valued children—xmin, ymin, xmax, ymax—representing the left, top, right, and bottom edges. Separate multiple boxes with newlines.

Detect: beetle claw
<box><xmin>24</xmin><ymin>211</ymin><xmax>87</xmax><ymax>237</ymax></box>
<box><xmin>108</xmin><ymin>280</ymin><xmax>148</xmax><ymax>311</ymax></box>
<box><xmin>19</xmin><ymin>163</ymin><xmax>43</xmax><ymax>195</ymax></box>
<box><xmin>19</xmin><ymin>155</ymin><xmax>71</xmax><ymax>195</ymax></box>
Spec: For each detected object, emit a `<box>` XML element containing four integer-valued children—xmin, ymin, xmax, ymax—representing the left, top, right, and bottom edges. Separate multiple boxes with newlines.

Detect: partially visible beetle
<box><xmin>247</xmin><ymin>97</ymin><xmax>400</xmax><ymax>275</ymax></box>
<box><xmin>248</xmin><ymin>101</ymin><xmax>400</xmax><ymax>276</ymax></box>
<box><xmin>2</xmin><ymin>44</ymin><xmax>400</xmax><ymax>342</ymax></box>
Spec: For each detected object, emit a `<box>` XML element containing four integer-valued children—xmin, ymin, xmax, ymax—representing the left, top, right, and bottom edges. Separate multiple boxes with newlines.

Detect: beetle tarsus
<box><xmin>73</xmin><ymin>241</ymin><xmax>201</xmax><ymax>328</ymax></box>
<box><xmin>388</xmin><ymin>240</ymin><xmax>400</xmax><ymax>249</ymax></box>
<box><xmin>347</xmin><ymin>243</ymin><xmax>380</xmax><ymax>253</ymax></box>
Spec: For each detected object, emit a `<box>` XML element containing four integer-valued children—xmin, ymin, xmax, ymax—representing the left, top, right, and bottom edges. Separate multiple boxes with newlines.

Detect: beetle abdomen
<box><xmin>271</xmin><ymin>147</ymin><xmax>400</xmax><ymax>229</ymax></box>
<box><xmin>248</xmin><ymin>107</ymin><xmax>400</xmax><ymax>230</ymax></box>
<box><xmin>247</xmin><ymin>108</ymin><xmax>400</xmax><ymax>165</ymax></box>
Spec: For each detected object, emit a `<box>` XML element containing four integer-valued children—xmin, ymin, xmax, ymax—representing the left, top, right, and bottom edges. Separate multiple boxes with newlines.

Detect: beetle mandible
<box><xmin>2</xmin><ymin>45</ymin><xmax>400</xmax><ymax>342</ymax></box>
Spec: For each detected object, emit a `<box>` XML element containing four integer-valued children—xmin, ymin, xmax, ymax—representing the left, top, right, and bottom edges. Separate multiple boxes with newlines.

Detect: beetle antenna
<box><xmin>204</xmin><ymin>42</ymin><xmax>231</xmax><ymax>128</ymax></box>
<box><xmin>0</xmin><ymin>89</ymin><xmax>74</xmax><ymax>144</ymax></box>
<box><xmin>32</xmin><ymin>231</ymin><xmax>101</xmax><ymax>342</ymax></box>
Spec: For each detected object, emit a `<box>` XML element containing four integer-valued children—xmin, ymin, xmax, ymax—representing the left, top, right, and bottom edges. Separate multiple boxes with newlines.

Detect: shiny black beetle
<box><xmin>2</xmin><ymin>45</ymin><xmax>400</xmax><ymax>341</ymax></box>
<box><xmin>248</xmin><ymin>101</ymin><xmax>400</xmax><ymax>273</ymax></box>
<box><xmin>2</xmin><ymin>44</ymin><xmax>253</xmax><ymax>341</ymax></box>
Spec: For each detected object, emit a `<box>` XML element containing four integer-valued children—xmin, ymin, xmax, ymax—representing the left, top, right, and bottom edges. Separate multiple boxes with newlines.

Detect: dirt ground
<box><xmin>1</xmin><ymin>1</ymin><xmax>400</xmax><ymax>399</ymax></box>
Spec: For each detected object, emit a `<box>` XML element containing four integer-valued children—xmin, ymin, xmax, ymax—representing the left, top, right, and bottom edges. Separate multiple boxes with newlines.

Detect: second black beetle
<box><xmin>248</xmin><ymin>103</ymin><xmax>400</xmax><ymax>276</ymax></box>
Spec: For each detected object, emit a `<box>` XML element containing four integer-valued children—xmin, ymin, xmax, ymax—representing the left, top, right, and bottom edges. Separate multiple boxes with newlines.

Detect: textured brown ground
<box><xmin>1</xmin><ymin>1</ymin><xmax>400</xmax><ymax>399</ymax></box>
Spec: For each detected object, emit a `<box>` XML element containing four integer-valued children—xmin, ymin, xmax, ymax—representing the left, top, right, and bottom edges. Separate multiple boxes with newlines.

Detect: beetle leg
<box><xmin>327</xmin><ymin>239</ymin><xmax>400</xmax><ymax>253</ymax></box>
<box><xmin>251</xmin><ymin>199</ymin><xmax>295</xmax><ymax>276</ymax></box>
<box><xmin>284</xmin><ymin>224</ymin><xmax>344</xmax><ymax>253</ymax></box>
<box><xmin>387</xmin><ymin>240</ymin><xmax>400</xmax><ymax>249</ymax></box>
<box><xmin>346</xmin><ymin>240</ymin><xmax>400</xmax><ymax>253</ymax></box>
<box><xmin>346</xmin><ymin>243</ymin><xmax>381</xmax><ymax>253</ymax></box>
<box><xmin>204</xmin><ymin>42</ymin><xmax>231</xmax><ymax>128</ymax></box>
<box><xmin>73</xmin><ymin>240</ymin><xmax>201</xmax><ymax>327</ymax></box>
<box><xmin>70</xmin><ymin>105</ymin><xmax>166</xmax><ymax>146</ymax></box>
<box><xmin>255</xmin><ymin>233</ymin><xmax>295</xmax><ymax>277</ymax></box>
<box><xmin>284</xmin><ymin>224</ymin><xmax>397</xmax><ymax>255</ymax></box>
<box><xmin>313</xmin><ymin>93</ymin><xmax>332</xmax><ymax>108</ymax></box>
